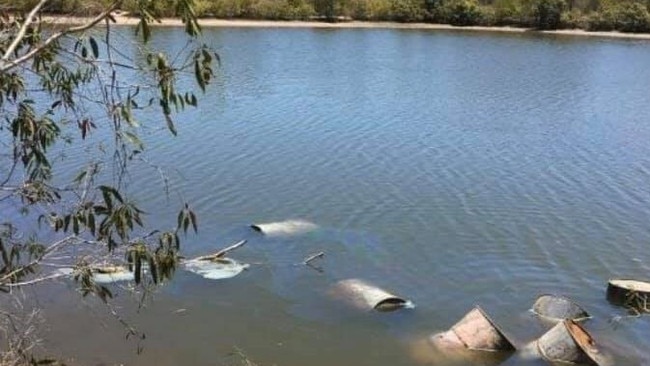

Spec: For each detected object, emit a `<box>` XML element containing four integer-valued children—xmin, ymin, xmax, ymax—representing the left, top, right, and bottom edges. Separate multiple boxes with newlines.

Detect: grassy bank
<box><xmin>10</xmin><ymin>0</ymin><xmax>650</xmax><ymax>34</ymax></box>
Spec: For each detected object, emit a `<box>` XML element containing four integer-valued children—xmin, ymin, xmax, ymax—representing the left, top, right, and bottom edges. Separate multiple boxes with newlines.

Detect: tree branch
<box><xmin>3</xmin><ymin>272</ymin><xmax>68</xmax><ymax>288</ymax></box>
<box><xmin>193</xmin><ymin>240</ymin><xmax>247</xmax><ymax>261</ymax></box>
<box><xmin>1</xmin><ymin>0</ymin><xmax>49</xmax><ymax>62</ymax></box>
<box><xmin>0</xmin><ymin>1</ymin><xmax>121</xmax><ymax>73</ymax></box>
<box><xmin>0</xmin><ymin>235</ymin><xmax>77</xmax><ymax>284</ymax></box>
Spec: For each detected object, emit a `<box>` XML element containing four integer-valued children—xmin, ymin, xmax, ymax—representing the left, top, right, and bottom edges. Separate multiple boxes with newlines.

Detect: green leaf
<box><xmin>101</xmin><ymin>188</ymin><xmax>112</xmax><ymax>211</ymax></box>
<box><xmin>89</xmin><ymin>36</ymin><xmax>99</xmax><ymax>58</ymax></box>
<box><xmin>73</xmin><ymin>169</ymin><xmax>87</xmax><ymax>184</ymax></box>
<box><xmin>134</xmin><ymin>256</ymin><xmax>141</xmax><ymax>284</ymax></box>
<box><xmin>149</xmin><ymin>257</ymin><xmax>158</xmax><ymax>284</ymax></box>
<box><xmin>177</xmin><ymin>210</ymin><xmax>184</xmax><ymax>231</ymax></box>
<box><xmin>164</xmin><ymin>114</ymin><xmax>177</xmax><ymax>136</ymax></box>
<box><xmin>138</xmin><ymin>18</ymin><xmax>151</xmax><ymax>43</ymax></box>
<box><xmin>123</xmin><ymin>131</ymin><xmax>145</xmax><ymax>150</ymax></box>
<box><xmin>72</xmin><ymin>216</ymin><xmax>79</xmax><ymax>235</ymax></box>
<box><xmin>194</xmin><ymin>60</ymin><xmax>205</xmax><ymax>92</ymax></box>
<box><xmin>87</xmin><ymin>213</ymin><xmax>95</xmax><ymax>235</ymax></box>
<box><xmin>189</xmin><ymin>210</ymin><xmax>198</xmax><ymax>233</ymax></box>
<box><xmin>64</xmin><ymin>215</ymin><xmax>71</xmax><ymax>232</ymax></box>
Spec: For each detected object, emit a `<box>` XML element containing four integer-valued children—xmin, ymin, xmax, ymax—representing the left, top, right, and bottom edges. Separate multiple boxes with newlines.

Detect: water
<box><xmin>32</xmin><ymin>28</ymin><xmax>650</xmax><ymax>365</ymax></box>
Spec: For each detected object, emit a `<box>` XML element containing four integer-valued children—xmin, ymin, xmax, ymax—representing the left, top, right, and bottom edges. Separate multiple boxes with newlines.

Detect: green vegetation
<box><xmin>8</xmin><ymin>0</ymin><xmax>650</xmax><ymax>32</ymax></box>
<box><xmin>15</xmin><ymin>0</ymin><xmax>650</xmax><ymax>32</ymax></box>
<box><xmin>0</xmin><ymin>0</ymin><xmax>215</xmax><ymax>362</ymax></box>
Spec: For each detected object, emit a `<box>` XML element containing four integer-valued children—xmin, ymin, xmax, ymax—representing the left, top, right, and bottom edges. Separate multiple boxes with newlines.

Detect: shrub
<box><xmin>493</xmin><ymin>0</ymin><xmax>524</xmax><ymax>25</ymax></box>
<box><xmin>586</xmin><ymin>7</ymin><xmax>616</xmax><ymax>30</ymax></box>
<box><xmin>532</xmin><ymin>0</ymin><xmax>567</xmax><ymax>29</ymax></box>
<box><xmin>479</xmin><ymin>6</ymin><xmax>497</xmax><ymax>26</ymax></box>
<box><xmin>615</xmin><ymin>2</ymin><xmax>650</xmax><ymax>33</ymax></box>
<box><xmin>561</xmin><ymin>8</ymin><xmax>588</xmax><ymax>28</ymax></box>
<box><xmin>444</xmin><ymin>0</ymin><xmax>484</xmax><ymax>26</ymax></box>
<box><xmin>390</xmin><ymin>0</ymin><xmax>425</xmax><ymax>22</ymax></box>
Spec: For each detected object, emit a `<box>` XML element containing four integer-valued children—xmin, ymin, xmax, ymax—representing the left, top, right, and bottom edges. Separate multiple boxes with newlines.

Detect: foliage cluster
<box><xmin>0</xmin><ymin>0</ymin><xmax>213</xmax><ymax>298</ymax></box>
<box><xmin>9</xmin><ymin>0</ymin><xmax>650</xmax><ymax>31</ymax></box>
<box><xmin>117</xmin><ymin>0</ymin><xmax>650</xmax><ymax>32</ymax></box>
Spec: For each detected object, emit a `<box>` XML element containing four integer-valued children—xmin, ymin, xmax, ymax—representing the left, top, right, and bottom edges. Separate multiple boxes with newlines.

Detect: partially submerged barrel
<box><xmin>410</xmin><ymin>335</ymin><xmax>513</xmax><ymax>366</ymax></box>
<box><xmin>331</xmin><ymin>279</ymin><xmax>413</xmax><ymax>312</ymax></box>
<box><xmin>430</xmin><ymin>306</ymin><xmax>516</xmax><ymax>352</ymax></box>
<box><xmin>606</xmin><ymin>279</ymin><xmax>650</xmax><ymax>310</ymax></box>
<box><xmin>536</xmin><ymin>320</ymin><xmax>602</xmax><ymax>365</ymax></box>
<box><xmin>533</xmin><ymin>294</ymin><xmax>590</xmax><ymax>322</ymax></box>
<box><xmin>250</xmin><ymin>219</ymin><xmax>318</xmax><ymax>236</ymax></box>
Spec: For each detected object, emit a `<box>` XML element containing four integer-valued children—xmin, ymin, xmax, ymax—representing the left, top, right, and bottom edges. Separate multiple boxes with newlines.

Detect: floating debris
<box><xmin>533</xmin><ymin>294</ymin><xmax>590</xmax><ymax>322</ymax></box>
<box><xmin>54</xmin><ymin>266</ymin><xmax>134</xmax><ymax>284</ymax></box>
<box><xmin>330</xmin><ymin>278</ymin><xmax>414</xmax><ymax>312</ymax></box>
<box><xmin>91</xmin><ymin>266</ymin><xmax>135</xmax><ymax>284</ymax></box>
<box><xmin>183</xmin><ymin>257</ymin><xmax>249</xmax><ymax>280</ymax></box>
<box><xmin>430</xmin><ymin>306</ymin><xmax>516</xmax><ymax>352</ymax></box>
<box><xmin>606</xmin><ymin>279</ymin><xmax>650</xmax><ymax>311</ymax></box>
<box><xmin>536</xmin><ymin>319</ymin><xmax>604</xmax><ymax>365</ymax></box>
<box><xmin>250</xmin><ymin>220</ymin><xmax>318</xmax><ymax>236</ymax></box>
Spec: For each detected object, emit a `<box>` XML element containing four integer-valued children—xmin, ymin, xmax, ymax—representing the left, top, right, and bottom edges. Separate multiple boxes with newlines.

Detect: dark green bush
<box><xmin>586</xmin><ymin>8</ymin><xmax>616</xmax><ymax>31</ymax></box>
<box><xmin>493</xmin><ymin>0</ymin><xmax>526</xmax><ymax>26</ymax></box>
<box><xmin>615</xmin><ymin>2</ymin><xmax>650</xmax><ymax>32</ymax></box>
<box><xmin>444</xmin><ymin>0</ymin><xmax>484</xmax><ymax>26</ymax></box>
<box><xmin>390</xmin><ymin>0</ymin><xmax>425</xmax><ymax>22</ymax></box>
<box><xmin>532</xmin><ymin>0</ymin><xmax>567</xmax><ymax>29</ymax></box>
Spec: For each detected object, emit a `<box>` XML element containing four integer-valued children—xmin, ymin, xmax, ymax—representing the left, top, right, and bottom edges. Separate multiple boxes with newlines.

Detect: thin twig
<box><xmin>193</xmin><ymin>240</ymin><xmax>246</xmax><ymax>261</ymax></box>
<box><xmin>0</xmin><ymin>235</ymin><xmax>76</xmax><ymax>284</ymax></box>
<box><xmin>4</xmin><ymin>272</ymin><xmax>68</xmax><ymax>287</ymax></box>
<box><xmin>1</xmin><ymin>1</ymin><xmax>120</xmax><ymax>72</ymax></box>
<box><xmin>1</xmin><ymin>0</ymin><xmax>49</xmax><ymax>62</ymax></box>
<box><xmin>303</xmin><ymin>251</ymin><xmax>325</xmax><ymax>265</ymax></box>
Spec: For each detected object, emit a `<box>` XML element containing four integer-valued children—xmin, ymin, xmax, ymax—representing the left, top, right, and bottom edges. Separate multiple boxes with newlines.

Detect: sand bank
<box><xmin>44</xmin><ymin>14</ymin><xmax>650</xmax><ymax>40</ymax></box>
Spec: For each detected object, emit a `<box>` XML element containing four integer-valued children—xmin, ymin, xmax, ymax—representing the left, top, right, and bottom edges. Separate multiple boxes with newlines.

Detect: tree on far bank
<box><xmin>532</xmin><ymin>0</ymin><xmax>567</xmax><ymax>29</ymax></box>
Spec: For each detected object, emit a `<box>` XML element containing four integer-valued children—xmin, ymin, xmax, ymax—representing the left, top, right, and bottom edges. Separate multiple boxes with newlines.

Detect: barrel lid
<box><xmin>532</xmin><ymin>294</ymin><xmax>590</xmax><ymax>322</ymax></box>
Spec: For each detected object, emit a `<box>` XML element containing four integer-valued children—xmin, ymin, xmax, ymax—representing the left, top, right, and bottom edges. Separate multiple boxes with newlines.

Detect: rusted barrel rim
<box><xmin>532</xmin><ymin>294</ymin><xmax>591</xmax><ymax>322</ymax></box>
<box><xmin>331</xmin><ymin>279</ymin><xmax>414</xmax><ymax>312</ymax></box>
<box><xmin>468</xmin><ymin>306</ymin><xmax>516</xmax><ymax>351</ymax></box>
<box><xmin>537</xmin><ymin>319</ymin><xmax>601</xmax><ymax>365</ymax></box>
<box><xmin>606</xmin><ymin>278</ymin><xmax>650</xmax><ymax>314</ymax></box>
<box><xmin>449</xmin><ymin>306</ymin><xmax>516</xmax><ymax>352</ymax></box>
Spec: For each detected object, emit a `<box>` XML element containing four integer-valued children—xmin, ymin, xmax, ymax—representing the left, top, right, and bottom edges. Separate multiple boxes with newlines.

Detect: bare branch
<box><xmin>1</xmin><ymin>0</ymin><xmax>49</xmax><ymax>62</ymax></box>
<box><xmin>4</xmin><ymin>272</ymin><xmax>68</xmax><ymax>288</ymax></box>
<box><xmin>303</xmin><ymin>251</ymin><xmax>325</xmax><ymax>265</ymax></box>
<box><xmin>0</xmin><ymin>1</ymin><xmax>121</xmax><ymax>72</ymax></box>
<box><xmin>192</xmin><ymin>240</ymin><xmax>247</xmax><ymax>261</ymax></box>
<box><xmin>0</xmin><ymin>235</ymin><xmax>77</xmax><ymax>285</ymax></box>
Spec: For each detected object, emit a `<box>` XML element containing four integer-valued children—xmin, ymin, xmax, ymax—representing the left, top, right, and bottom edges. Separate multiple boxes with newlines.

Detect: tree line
<box><xmin>10</xmin><ymin>0</ymin><xmax>650</xmax><ymax>33</ymax></box>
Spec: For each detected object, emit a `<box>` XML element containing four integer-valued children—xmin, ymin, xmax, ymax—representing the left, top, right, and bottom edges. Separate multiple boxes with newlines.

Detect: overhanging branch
<box><xmin>1</xmin><ymin>0</ymin><xmax>49</xmax><ymax>63</ymax></box>
<box><xmin>0</xmin><ymin>1</ymin><xmax>121</xmax><ymax>73</ymax></box>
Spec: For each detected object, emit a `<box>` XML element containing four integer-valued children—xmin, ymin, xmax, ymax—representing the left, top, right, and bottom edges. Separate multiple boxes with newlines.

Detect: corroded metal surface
<box><xmin>450</xmin><ymin>306</ymin><xmax>516</xmax><ymax>352</ymax></box>
<box><xmin>607</xmin><ymin>279</ymin><xmax>650</xmax><ymax>308</ymax></box>
<box><xmin>533</xmin><ymin>294</ymin><xmax>590</xmax><ymax>322</ymax></box>
<box><xmin>331</xmin><ymin>279</ymin><xmax>412</xmax><ymax>312</ymax></box>
<box><xmin>536</xmin><ymin>320</ymin><xmax>601</xmax><ymax>365</ymax></box>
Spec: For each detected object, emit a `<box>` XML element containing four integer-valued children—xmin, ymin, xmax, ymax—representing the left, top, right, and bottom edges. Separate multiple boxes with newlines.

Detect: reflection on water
<box><xmin>33</xmin><ymin>27</ymin><xmax>650</xmax><ymax>365</ymax></box>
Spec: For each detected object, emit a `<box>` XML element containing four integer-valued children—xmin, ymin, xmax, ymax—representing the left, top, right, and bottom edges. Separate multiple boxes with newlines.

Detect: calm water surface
<box><xmin>38</xmin><ymin>27</ymin><xmax>650</xmax><ymax>365</ymax></box>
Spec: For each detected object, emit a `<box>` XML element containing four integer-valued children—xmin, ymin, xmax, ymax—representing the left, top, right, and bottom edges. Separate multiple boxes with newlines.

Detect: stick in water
<box><xmin>195</xmin><ymin>240</ymin><xmax>247</xmax><ymax>261</ymax></box>
<box><xmin>303</xmin><ymin>251</ymin><xmax>325</xmax><ymax>265</ymax></box>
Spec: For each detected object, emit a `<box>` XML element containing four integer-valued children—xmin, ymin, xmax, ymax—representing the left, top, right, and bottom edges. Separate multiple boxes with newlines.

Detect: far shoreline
<box><xmin>45</xmin><ymin>14</ymin><xmax>650</xmax><ymax>41</ymax></box>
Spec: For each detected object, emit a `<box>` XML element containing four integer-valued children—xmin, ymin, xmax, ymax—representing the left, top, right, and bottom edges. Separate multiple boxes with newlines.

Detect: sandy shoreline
<box><xmin>45</xmin><ymin>15</ymin><xmax>650</xmax><ymax>41</ymax></box>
